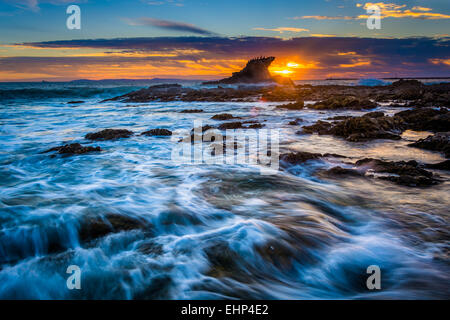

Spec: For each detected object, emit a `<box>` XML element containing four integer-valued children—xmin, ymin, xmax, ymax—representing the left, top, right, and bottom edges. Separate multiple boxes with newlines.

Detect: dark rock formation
<box><xmin>179</xmin><ymin>109</ymin><xmax>203</xmax><ymax>113</ymax></box>
<box><xmin>44</xmin><ymin>143</ymin><xmax>101</xmax><ymax>155</ymax></box>
<box><xmin>280</xmin><ymin>151</ymin><xmax>321</xmax><ymax>164</ymax></box>
<box><xmin>408</xmin><ymin>132</ymin><xmax>450</xmax><ymax>158</ymax></box>
<box><xmin>141</xmin><ymin>128</ymin><xmax>172</xmax><ymax>136</ymax></box>
<box><xmin>85</xmin><ymin>129</ymin><xmax>133</xmax><ymax>141</ymax></box>
<box><xmin>67</xmin><ymin>101</ymin><xmax>84</xmax><ymax>104</ymax></box>
<box><xmin>425</xmin><ymin>160</ymin><xmax>450</xmax><ymax>170</ymax></box>
<box><xmin>218</xmin><ymin>121</ymin><xmax>264</xmax><ymax>130</ymax></box>
<box><xmin>302</xmin><ymin>107</ymin><xmax>449</xmax><ymax>142</ymax></box>
<box><xmin>322</xmin><ymin>158</ymin><xmax>441</xmax><ymax>187</ymax></box>
<box><xmin>104</xmin><ymin>78</ymin><xmax>450</xmax><ymax>104</ymax></box>
<box><xmin>325</xmin><ymin>166</ymin><xmax>364</xmax><ymax>176</ymax></box>
<box><xmin>326</xmin><ymin>115</ymin><xmax>353</xmax><ymax>121</ymax></box>
<box><xmin>276</xmin><ymin>101</ymin><xmax>305</xmax><ymax>110</ymax></box>
<box><xmin>211</xmin><ymin>113</ymin><xmax>241</xmax><ymax>120</ymax></box>
<box><xmin>79</xmin><ymin>213</ymin><xmax>150</xmax><ymax>242</ymax></box>
<box><xmin>310</xmin><ymin>96</ymin><xmax>377</xmax><ymax>110</ymax></box>
<box><xmin>354</xmin><ymin>158</ymin><xmax>438</xmax><ymax>187</ymax></box>
<box><xmin>203</xmin><ymin>56</ymin><xmax>293</xmax><ymax>85</ymax></box>
<box><xmin>394</xmin><ymin>108</ymin><xmax>449</xmax><ymax>132</ymax></box>
<box><xmin>302</xmin><ymin>115</ymin><xmax>404</xmax><ymax>141</ymax></box>
<box><xmin>288</xmin><ymin>118</ymin><xmax>303</xmax><ymax>125</ymax></box>
<box><xmin>280</xmin><ymin>151</ymin><xmax>345</xmax><ymax>166</ymax></box>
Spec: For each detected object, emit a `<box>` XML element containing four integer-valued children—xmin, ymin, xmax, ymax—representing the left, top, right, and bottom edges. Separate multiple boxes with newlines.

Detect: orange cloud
<box><xmin>358</xmin><ymin>2</ymin><xmax>450</xmax><ymax>20</ymax></box>
<box><xmin>293</xmin><ymin>3</ymin><xmax>450</xmax><ymax>20</ymax></box>
<box><xmin>253</xmin><ymin>27</ymin><xmax>309</xmax><ymax>33</ymax></box>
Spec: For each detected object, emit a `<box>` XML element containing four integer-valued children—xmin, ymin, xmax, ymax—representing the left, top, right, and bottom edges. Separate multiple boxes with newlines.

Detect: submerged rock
<box><xmin>179</xmin><ymin>109</ymin><xmax>203</xmax><ymax>113</ymax></box>
<box><xmin>408</xmin><ymin>132</ymin><xmax>450</xmax><ymax>158</ymax></box>
<box><xmin>325</xmin><ymin>166</ymin><xmax>364</xmax><ymax>176</ymax></box>
<box><xmin>79</xmin><ymin>213</ymin><xmax>150</xmax><ymax>242</ymax></box>
<box><xmin>141</xmin><ymin>128</ymin><xmax>172</xmax><ymax>136</ymax></box>
<box><xmin>85</xmin><ymin>129</ymin><xmax>133</xmax><ymax>141</ymax></box>
<box><xmin>322</xmin><ymin>158</ymin><xmax>441</xmax><ymax>187</ymax></box>
<box><xmin>288</xmin><ymin>118</ymin><xmax>303</xmax><ymax>125</ymax></box>
<box><xmin>44</xmin><ymin>143</ymin><xmax>101</xmax><ymax>155</ymax></box>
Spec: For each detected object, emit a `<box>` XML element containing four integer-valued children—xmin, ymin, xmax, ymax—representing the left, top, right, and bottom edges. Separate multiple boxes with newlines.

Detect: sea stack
<box><xmin>203</xmin><ymin>56</ymin><xmax>293</xmax><ymax>85</ymax></box>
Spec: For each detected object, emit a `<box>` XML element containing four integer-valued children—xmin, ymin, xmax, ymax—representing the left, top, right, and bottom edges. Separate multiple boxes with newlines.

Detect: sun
<box><xmin>273</xmin><ymin>69</ymin><xmax>294</xmax><ymax>75</ymax></box>
<box><xmin>287</xmin><ymin>62</ymin><xmax>300</xmax><ymax>68</ymax></box>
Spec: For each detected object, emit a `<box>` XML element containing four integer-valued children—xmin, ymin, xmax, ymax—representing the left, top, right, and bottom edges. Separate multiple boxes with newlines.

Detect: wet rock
<box><xmin>332</xmin><ymin>116</ymin><xmax>403</xmax><ymax>141</ymax></box>
<box><xmin>276</xmin><ymin>100</ymin><xmax>304</xmax><ymax>110</ymax></box>
<box><xmin>44</xmin><ymin>143</ymin><xmax>101</xmax><ymax>155</ymax></box>
<box><xmin>394</xmin><ymin>108</ymin><xmax>449</xmax><ymax>132</ymax></box>
<box><xmin>255</xmin><ymin>240</ymin><xmax>296</xmax><ymax>271</ymax></box>
<box><xmin>141</xmin><ymin>128</ymin><xmax>172</xmax><ymax>136</ymax></box>
<box><xmin>79</xmin><ymin>213</ymin><xmax>149</xmax><ymax>242</ymax></box>
<box><xmin>261</xmin><ymin>86</ymin><xmax>299</xmax><ymax>101</ymax></box>
<box><xmin>311</xmin><ymin>96</ymin><xmax>377</xmax><ymax>110</ymax></box>
<box><xmin>192</xmin><ymin>125</ymin><xmax>216</xmax><ymax>133</ymax></box>
<box><xmin>302</xmin><ymin>115</ymin><xmax>404</xmax><ymax>141</ymax></box>
<box><xmin>425</xmin><ymin>160</ymin><xmax>450</xmax><ymax>171</ymax></box>
<box><xmin>204</xmin><ymin>241</ymin><xmax>242</xmax><ymax>279</ymax></box>
<box><xmin>408</xmin><ymin>132</ymin><xmax>450</xmax><ymax>158</ymax></box>
<box><xmin>288</xmin><ymin>118</ymin><xmax>303</xmax><ymax>125</ymax></box>
<box><xmin>280</xmin><ymin>151</ymin><xmax>322</xmax><ymax>164</ymax></box>
<box><xmin>326</xmin><ymin>115</ymin><xmax>353</xmax><ymax>121</ymax></box>
<box><xmin>211</xmin><ymin>113</ymin><xmax>241</xmax><ymax>120</ymax></box>
<box><xmin>218</xmin><ymin>122</ymin><xmax>245</xmax><ymax>130</ymax></box>
<box><xmin>363</xmin><ymin>111</ymin><xmax>385</xmax><ymax>118</ymax></box>
<box><xmin>247</xmin><ymin>123</ymin><xmax>264</xmax><ymax>129</ymax></box>
<box><xmin>390</xmin><ymin>79</ymin><xmax>424</xmax><ymax>100</ymax></box>
<box><xmin>325</xmin><ymin>166</ymin><xmax>364</xmax><ymax>176</ymax></box>
<box><xmin>301</xmin><ymin>120</ymin><xmax>333</xmax><ymax>135</ymax></box>
<box><xmin>137</xmin><ymin>242</ymin><xmax>163</xmax><ymax>256</ymax></box>
<box><xmin>354</xmin><ymin>158</ymin><xmax>438</xmax><ymax>187</ymax></box>
<box><xmin>179</xmin><ymin>109</ymin><xmax>203</xmax><ymax>113</ymax></box>
<box><xmin>85</xmin><ymin>129</ymin><xmax>133</xmax><ymax>141</ymax></box>
<box><xmin>217</xmin><ymin>121</ymin><xmax>264</xmax><ymax>130</ymax></box>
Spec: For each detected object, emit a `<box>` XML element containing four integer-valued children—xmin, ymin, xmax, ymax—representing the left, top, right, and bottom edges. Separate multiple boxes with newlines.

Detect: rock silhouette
<box><xmin>204</xmin><ymin>56</ymin><xmax>293</xmax><ymax>85</ymax></box>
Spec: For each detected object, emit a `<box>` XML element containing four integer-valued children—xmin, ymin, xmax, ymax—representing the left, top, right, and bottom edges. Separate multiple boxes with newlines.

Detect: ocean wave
<box><xmin>0</xmin><ymin>86</ymin><xmax>138</xmax><ymax>102</ymax></box>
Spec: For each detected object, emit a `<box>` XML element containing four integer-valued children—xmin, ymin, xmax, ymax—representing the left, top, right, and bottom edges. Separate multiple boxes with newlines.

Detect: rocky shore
<box><xmin>49</xmin><ymin>58</ymin><xmax>450</xmax><ymax>188</ymax></box>
<box><xmin>104</xmin><ymin>78</ymin><xmax>450</xmax><ymax>107</ymax></box>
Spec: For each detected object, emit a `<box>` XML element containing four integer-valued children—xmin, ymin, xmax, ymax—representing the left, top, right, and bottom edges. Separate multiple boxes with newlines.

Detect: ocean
<box><xmin>0</xmin><ymin>80</ymin><xmax>449</xmax><ymax>299</ymax></box>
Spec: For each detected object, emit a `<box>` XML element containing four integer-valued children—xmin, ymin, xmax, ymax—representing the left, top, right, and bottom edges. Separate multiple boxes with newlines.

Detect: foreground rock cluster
<box><xmin>301</xmin><ymin>107</ymin><xmax>450</xmax><ymax>143</ymax></box>
<box><xmin>105</xmin><ymin>78</ymin><xmax>450</xmax><ymax>107</ymax></box>
<box><xmin>279</xmin><ymin>151</ymin><xmax>447</xmax><ymax>187</ymax></box>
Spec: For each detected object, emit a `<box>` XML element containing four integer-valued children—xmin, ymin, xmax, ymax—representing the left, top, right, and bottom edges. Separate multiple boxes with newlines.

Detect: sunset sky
<box><xmin>0</xmin><ymin>0</ymin><xmax>449</xmax><ymax>81</ymax></box>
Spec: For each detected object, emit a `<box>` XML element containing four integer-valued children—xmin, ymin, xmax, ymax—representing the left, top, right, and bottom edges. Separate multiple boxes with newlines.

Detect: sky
<box><xmin>0</xmin><ymin>0</ymin><xmax>449</xmax><ymax>81</ymax></box>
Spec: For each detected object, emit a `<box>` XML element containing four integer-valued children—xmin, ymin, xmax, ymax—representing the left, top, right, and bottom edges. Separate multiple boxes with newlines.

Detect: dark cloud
<box><xmin>7</xmin><ymin>36</ymin><xmax>450</xmax><ymax>79</ymax></box>
<box><xmin>126</xmin><ymin>18</ymin><xmax>216</xmax><ymax>35</ymax></box>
